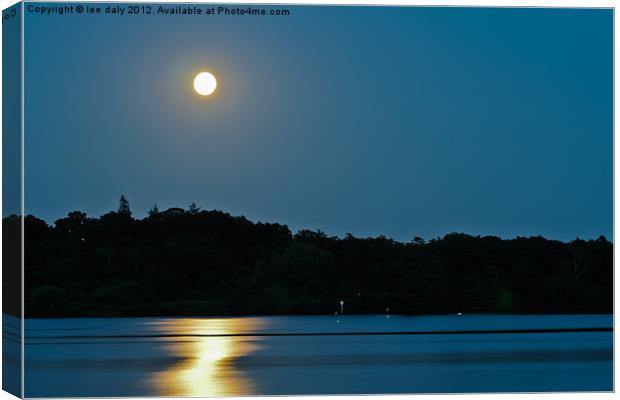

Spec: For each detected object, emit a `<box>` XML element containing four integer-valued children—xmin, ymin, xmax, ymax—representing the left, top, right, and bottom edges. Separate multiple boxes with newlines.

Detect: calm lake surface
<box><xmin>18</xmin><ymin>314</ymin><xmax>613</xmax><ymax>396</ymax></box>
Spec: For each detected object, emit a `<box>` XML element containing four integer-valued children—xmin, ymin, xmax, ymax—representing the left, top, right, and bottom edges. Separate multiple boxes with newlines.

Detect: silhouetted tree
<box><xmin>411</xmin><ymin>236</ymin><xmax>425</xmax><ymax>245</ymax></box>
<box><xmin>188</xmin><ymin>202</ymin><xmax>201</xmax><ymax>215</ymax></box>
<box><xmin>117</xmin><ymin>195</ymin><xmax>131</xmax><ymax>216</ymax></box>
<box><xmin>55</xmin><ymin>211</ymin><xmax>87</xmax><ymax>234</ymax></box>
<box><xmin>148</xmin><ymin>204</ymin><xmax>160</xmax><ymax>218</ymax></box>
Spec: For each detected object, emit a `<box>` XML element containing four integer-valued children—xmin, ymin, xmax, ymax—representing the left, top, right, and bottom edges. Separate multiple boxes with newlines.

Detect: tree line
<box><xmin>11</xmin><ymin>196</ymin><xmax>612</xmax><ymax>317</ymax></box>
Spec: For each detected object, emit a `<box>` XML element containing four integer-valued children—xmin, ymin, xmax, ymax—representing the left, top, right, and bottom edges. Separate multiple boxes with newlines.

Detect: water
<box><xmin>17</xmin><ymin>314</ymin><xmax>613</xmax><ymax>397</ymax></box>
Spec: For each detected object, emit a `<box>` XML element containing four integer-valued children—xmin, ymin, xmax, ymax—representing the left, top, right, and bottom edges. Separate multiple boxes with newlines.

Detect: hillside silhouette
<box><xmin>12</xmin><ymin>196</ymin><xmax>613</xmax><ymax>318</ymax></box>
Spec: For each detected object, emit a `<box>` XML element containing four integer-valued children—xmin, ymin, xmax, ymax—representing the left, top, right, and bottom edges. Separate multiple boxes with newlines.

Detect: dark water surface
<box><xmin>18</xmin><ymin>314</ymin><xmax>612</xmax><ymax>396</ymax></box>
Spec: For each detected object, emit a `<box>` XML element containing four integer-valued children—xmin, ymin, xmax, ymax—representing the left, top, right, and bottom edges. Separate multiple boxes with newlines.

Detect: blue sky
<box><xmin>24</xmin><ymin>5</ymin><xmax>612</xmax><ymax>241</ymax></box>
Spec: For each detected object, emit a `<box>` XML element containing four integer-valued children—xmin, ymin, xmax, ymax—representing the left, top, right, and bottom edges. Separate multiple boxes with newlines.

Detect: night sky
<box><xmin>23</xmin><ymin>5</ymin><xmax>612</xmax><ymax>242</ymax></box>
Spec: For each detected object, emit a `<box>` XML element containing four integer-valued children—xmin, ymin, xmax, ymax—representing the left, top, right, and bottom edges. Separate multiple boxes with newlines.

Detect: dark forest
<box><xmin>12</xmin><ymin>196</ymin><xmax>613</xmax><ymax>318</ymax></box>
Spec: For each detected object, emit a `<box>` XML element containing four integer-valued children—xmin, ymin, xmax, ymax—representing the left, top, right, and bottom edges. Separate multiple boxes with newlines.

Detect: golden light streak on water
<box><xmin>147</xmin><ymin>318</ymin><xmax>263</xmax><ymax>396</ymax></box>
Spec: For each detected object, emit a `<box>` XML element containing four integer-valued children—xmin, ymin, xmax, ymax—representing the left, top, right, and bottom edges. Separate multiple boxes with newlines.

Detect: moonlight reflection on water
<box><xmin>148</xmin><ymin>318</ymin><xmax>263</xmax><ymax>396</ymax></box>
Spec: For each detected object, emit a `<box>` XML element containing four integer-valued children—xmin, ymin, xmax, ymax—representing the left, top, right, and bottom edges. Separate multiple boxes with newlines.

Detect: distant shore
<box><xmin>4</xmin><ymin>202</ymin><xmax>611</xmax><ymax>318</ymax></box>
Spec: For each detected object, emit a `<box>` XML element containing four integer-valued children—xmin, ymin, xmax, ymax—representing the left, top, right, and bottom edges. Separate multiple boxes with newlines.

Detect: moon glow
<box><xmin>193</xmin><ymin>72</ymin><xmax>217</xmax><ymax>96</ymax></box>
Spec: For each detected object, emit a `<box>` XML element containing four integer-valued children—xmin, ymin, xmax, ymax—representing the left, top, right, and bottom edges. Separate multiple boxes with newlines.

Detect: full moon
<box><xmin>193</xmin><ymin>72</ymin><xmax>217</xmax><ymax>96</ymax></box>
